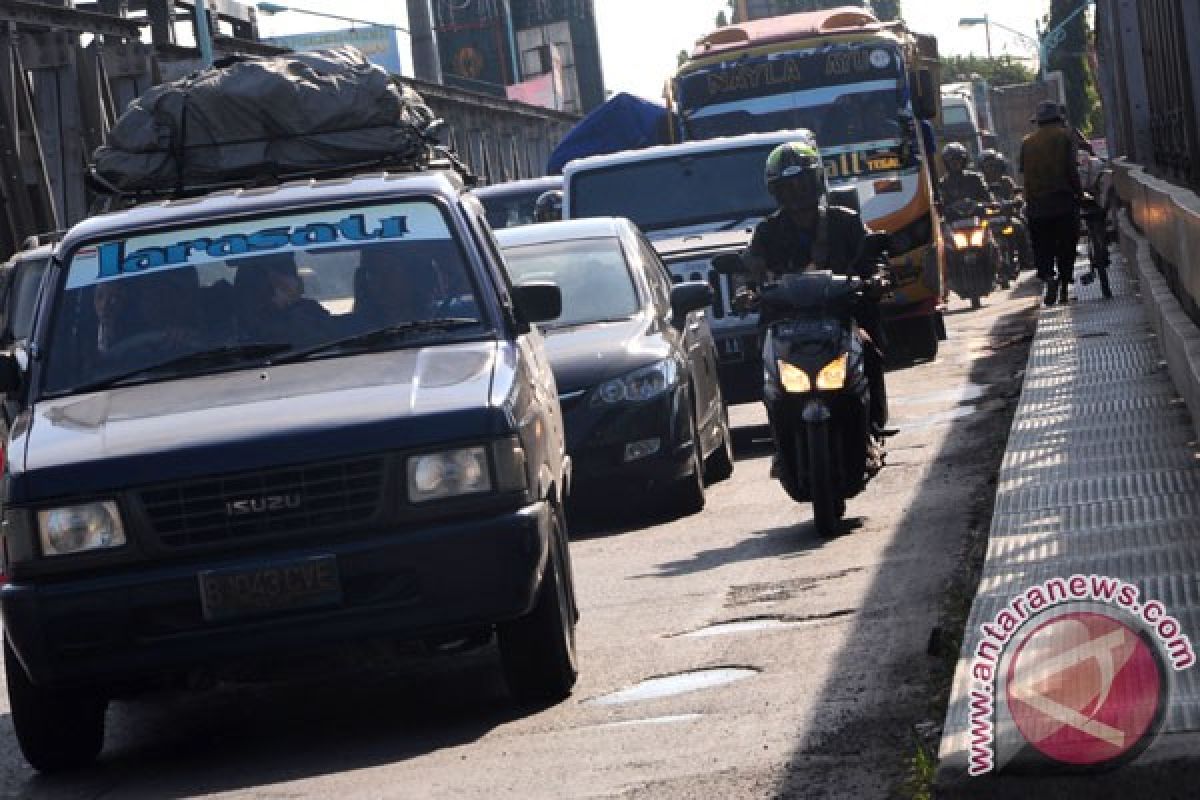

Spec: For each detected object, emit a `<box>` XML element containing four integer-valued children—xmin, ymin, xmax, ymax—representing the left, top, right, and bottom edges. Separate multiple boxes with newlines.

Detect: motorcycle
<box><xmin>714</xmin><ymin>233</ymin><xmax>891</xmax><ymax>536</ymax></box>
<box><xmin>981</xmin><ymin>199</ymin><xmax>1029</xmax><ymax>287</ymax></box>
<box><xmin>942</xmin><ymin>197</ymin><xmax>1000</xmax><ymax>309</ymax></box>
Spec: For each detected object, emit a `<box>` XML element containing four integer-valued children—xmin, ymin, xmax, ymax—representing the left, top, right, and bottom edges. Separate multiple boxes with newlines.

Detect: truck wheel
<box><xmin>497</xmin><ymin>509</ymin><xmax>578</xmax><ymax>706</ymax></box>
<box><xmin>704</xmin><ymin>399</ymin><xmax>735</xmax><ymax>484</ymax></box>
<box><xmin>803</xmin><ymin>424</ymin><xmax>844</xmax><ymax>537</ymax></box>
<box><xmin>5</xmin><ymin>636</ymin><xmax>107</xmax><ymax>772</ymax></box>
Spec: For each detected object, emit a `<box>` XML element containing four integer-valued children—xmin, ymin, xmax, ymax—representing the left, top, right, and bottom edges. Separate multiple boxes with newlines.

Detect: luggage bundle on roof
<box><xmin>92</xmin><ymin>47</ymin><xmax>468</xmax><ymax>196</ymax></box>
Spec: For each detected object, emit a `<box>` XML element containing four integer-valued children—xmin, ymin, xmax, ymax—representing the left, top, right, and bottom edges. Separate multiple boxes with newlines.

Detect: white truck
<box><xmin>562</xmin><ymin>129</ymin><xmax>859</xmax><ymax>403</ymax></box>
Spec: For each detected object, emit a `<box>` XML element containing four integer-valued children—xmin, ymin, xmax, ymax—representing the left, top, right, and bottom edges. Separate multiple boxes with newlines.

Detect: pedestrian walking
<box><xmin>1018</xmin><ymin>101</ymin><xmax>1083</xmax><ymax>306</ymax></box>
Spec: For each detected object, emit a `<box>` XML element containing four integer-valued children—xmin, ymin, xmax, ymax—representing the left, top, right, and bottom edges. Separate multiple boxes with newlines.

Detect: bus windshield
<box><xmin>676</xmin><ymin>42</ymin><xmax>909</xmax><ymax>147</ymax></box>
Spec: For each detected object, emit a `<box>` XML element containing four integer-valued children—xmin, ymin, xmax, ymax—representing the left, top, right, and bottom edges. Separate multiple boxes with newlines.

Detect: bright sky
<box><xmin>256</xmin><ymin>1</ymin><xmax>1051</xmax><ymax>102</ymax></box>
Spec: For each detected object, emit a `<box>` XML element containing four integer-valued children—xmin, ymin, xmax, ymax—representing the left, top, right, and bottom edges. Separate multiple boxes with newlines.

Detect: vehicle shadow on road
<box><xmin>633</xmin><ymin>521</ymin><xmax>827</xmax><ymax>579</ymax></box>
<box><xmin>768</xmin><ymin>290</ymin><xmax>1040</xmax><ymax>797</ymax></box>
<box><xmin>7</xmin><ymin>645</ymin><xmax>534</xmax><ymax>798</ymax></box>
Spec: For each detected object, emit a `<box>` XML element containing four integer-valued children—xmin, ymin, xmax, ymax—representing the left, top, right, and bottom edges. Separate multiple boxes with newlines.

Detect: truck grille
<box><xmin>139</xmin><ymin>456</ymin><xmax>386</xmax><ymax>548</ymax></box>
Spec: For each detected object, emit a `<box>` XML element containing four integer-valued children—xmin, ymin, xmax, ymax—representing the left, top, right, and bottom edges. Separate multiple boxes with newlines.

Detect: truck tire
<box><xmin>497</xmin><ymin>508</ymin><xmax>578</xmax><ymax>706</ymax></box>
<box><xmin>5</xmin><ymin>636</ymin><xmax>107</xmax><ymax>772</ymax></box>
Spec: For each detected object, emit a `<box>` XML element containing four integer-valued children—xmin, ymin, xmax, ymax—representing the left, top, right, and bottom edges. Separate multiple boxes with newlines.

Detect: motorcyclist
<box><xmin>939</xmin><ymin>142</ymin><xmax>994</xmax><ymax>218</ymax></box>
<box><xmin>979</xmin><ymin>149</ymin><xmax>1034</xmax><ymax>271</ymax></box>
<box><xmin>740</xmin><ymin>140</ymin><xmax>889</xmax><ymax>435</ymax></box>
<box><xmin>533</xmin><ymin>189</ymin><xmax>563</xmax><ymax>223</ymax></box>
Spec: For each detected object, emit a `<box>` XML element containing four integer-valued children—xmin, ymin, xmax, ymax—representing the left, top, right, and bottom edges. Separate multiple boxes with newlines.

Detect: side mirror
<box><xmin>512</xmin><ymin>282</ymin><xmax>562</xmax><ymax>325</ymax></box>
<box><xmin>913</xmin><ymin>68</ymin><xmax>938</xmax><ymax>121</ymax></box>
<box><xmin>670</xmin><ymin>281</ymin><xmax>714</xmax><ymax>320</ymax></box>
<box><xmin>710</xmin><ymin>252</ymin><xmax>747</xmax><ymax>275</ymax></box>
<box><xmin>0</xmin><ymin>352</ymin><xmax>21</xmax><ymax>394</ymax></box>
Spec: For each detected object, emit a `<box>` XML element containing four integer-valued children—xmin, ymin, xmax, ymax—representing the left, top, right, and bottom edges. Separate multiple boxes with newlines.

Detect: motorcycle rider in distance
<box><xmin>533</xmin><ymin>189</ymin><xmax>563</xmax><ymax>223</ymax></box>
<box><xmin>739</xmin><ymin>141</ymin><xmax>889</xmax><ymax>440</ymax></box>
<box><xmin>979</xmin><ymin>149</ymin><xmax>1034</xmax><ymax>271</ymax></box>
<box><xmin>939</xmin><ymin>142</ymin><xmax>995</xmax><ymax>216</ymax></box>
<box><xmin>979</xmin><ymin>149</ymin><xmax>1016</xmax><ymax>201</ymax></box>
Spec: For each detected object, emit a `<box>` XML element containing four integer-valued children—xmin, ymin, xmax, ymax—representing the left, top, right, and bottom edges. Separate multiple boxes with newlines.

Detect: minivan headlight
<box><xmin>408</xmin><ymin>446</ymin><xmax>493</xmax><ymax>503</ymax></box>
<box><xmin>592</xmin><ymin>360</ymin><xmax>679</xmax><ymax>406</ymax></box>
<box><xmin>37</xmin><ymin>501</ymin><xmax>126</xmax><ymax>557</ymax></box>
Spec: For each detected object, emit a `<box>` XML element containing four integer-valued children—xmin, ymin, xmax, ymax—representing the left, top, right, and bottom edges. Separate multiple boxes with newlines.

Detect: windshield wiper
<box><xmin>275</xmin><ymin>318</ymin><xmax>483</xmax><ymax>362</ymax></box>
<box><xmin>62</xmin><ymin>342</ymin><xmax>293</xmax><ymax>396</ymax></box>
<box><xmin>544</xmin><ymin>315</ymin><xmax>635</xmax><ymax>331</ymax></box>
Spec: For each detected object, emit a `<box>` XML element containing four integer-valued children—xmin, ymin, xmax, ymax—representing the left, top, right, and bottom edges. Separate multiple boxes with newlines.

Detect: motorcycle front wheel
<box><xmin>802</xmin><ymin>423</ymin><xmax>844</xmax><ymax>536</ymax></box>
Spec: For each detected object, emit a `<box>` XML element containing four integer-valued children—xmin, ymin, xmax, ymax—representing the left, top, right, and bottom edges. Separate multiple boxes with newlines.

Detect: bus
<box><xmin>669</xmin><ymin>7</ymin><xmax>946</xmax><ymax>358</ymax></box>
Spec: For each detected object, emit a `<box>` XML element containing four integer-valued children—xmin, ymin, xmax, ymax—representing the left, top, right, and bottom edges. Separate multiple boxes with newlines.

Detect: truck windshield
<box><xmin>41</xmin><ymin>200</ymin><xmax>488</xmax><ymax>397</ymax></box>
<box><xmin>570</xmin><ymin>144</ymin><xmax>779</xmax><ymax>233</ymax></box>
<box><xmin>676</xmin><ymin>43</ymin><xmax>908</xmax><ymax>147</ymax></box>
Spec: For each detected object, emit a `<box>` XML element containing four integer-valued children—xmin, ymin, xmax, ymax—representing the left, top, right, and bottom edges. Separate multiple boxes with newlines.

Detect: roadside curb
<box><xmin>1120</xmin><ymin>211</ymin><xmax>1200</xmax><ymax>439</ymax></box>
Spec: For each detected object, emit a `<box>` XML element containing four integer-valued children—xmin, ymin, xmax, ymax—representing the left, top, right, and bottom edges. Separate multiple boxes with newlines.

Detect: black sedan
<box><xmin>495</xmin><ymin>218</ymin><xmax>733</xmax><ymax>514</ymax></box>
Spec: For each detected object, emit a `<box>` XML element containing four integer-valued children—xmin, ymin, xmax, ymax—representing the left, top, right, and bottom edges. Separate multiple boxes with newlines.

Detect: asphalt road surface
<box><xmin>0</xmin><ymin>281</ymin><xmax>1040</xmax><ymax>800</ymax></box>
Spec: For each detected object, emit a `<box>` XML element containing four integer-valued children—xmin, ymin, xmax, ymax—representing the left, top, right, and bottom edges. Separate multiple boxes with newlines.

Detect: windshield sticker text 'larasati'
<box><xmin>95</xmin><ymin>213</ymin><xmax>410</xmax><ymax>279</ymax></box>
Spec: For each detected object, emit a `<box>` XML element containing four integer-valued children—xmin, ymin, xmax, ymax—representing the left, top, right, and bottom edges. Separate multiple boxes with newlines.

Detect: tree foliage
<box><xmin>942</xmin><ymin>55</ymin><xmax>1036</xmax><ymax>88</ymax></box>
<box><xmin>1045</xmin><ymin>0</ymin><xmax>1099</xmax><ymax>134</ymax></box>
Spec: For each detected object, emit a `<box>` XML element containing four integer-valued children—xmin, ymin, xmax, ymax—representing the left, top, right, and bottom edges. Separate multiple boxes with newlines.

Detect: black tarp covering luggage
<box><xmin>93</xmin><ymin>47</ymin><xmax>444</xmax><ymax>193</ymax></box>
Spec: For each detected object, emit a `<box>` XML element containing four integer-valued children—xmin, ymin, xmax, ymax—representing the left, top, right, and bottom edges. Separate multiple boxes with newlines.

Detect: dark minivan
<box><xmin>0</xmin><ymin>170</ymin><xmax>578</xmax><ymax>772</ymax></box>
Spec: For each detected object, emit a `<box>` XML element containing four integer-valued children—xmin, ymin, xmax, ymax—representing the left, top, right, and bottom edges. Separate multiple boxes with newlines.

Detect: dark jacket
<box><xmin>1019</xmin><ymin>124</ymin><xmax>1082</xmax><ymax>219</ymax></box>
<box><xmin>748</xmin><ymin>204</ymin><xmax>869</xmax><ymax>281</ymax></box>
<box><xmin>940</xmin><ymin>169</ymin><xmax>994</xmax><ymax>213</ymax></box>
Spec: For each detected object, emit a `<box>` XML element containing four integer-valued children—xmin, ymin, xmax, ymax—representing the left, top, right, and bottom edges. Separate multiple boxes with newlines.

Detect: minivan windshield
<box><xmin>570</xmin><ymin>145</ymin><xmax>779</xmax><ymax>233</ymax></box>
<box><xmin>500</xmin><ymin>236</ymin><xmax>639</xmax><ymax>329</ymax></box>
<box><xmin>42</xmin><ymin>200</ymin><xmax>489</xmax><ymax>397</ymax></box>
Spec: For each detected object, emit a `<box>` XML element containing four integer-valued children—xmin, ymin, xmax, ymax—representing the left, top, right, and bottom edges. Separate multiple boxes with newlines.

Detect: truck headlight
<box><xmin>408</xmin><ymin>446</ymin><xmax>493</xmax><ymax>503</ymax></box>
<box><xmin>37</xmin><ymin>501</ymin><xmax>126</xmax><ymax>557</ymax></box>
<box><xmin>815</xmin><ymin>353</ymin><xmax>848</xmax><ymax>390</ymax></box>
<box><xmin>777</xmin><ymin>359</ymin><xmax>811</xmax><ymax>393</ymax></box>
<box><xmin>592</xmin><ymin>360</ymin><xmax>679</xmax><ymax>405</ymax></box>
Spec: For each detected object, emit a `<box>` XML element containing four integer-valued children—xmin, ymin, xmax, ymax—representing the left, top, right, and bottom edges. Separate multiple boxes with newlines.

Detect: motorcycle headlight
<box><xmin>952</xmin><ymin>232</ymin><xmax>970</xmax><ymax>249</ymax></box>
<box><xmin>815</xmin><ymin>353</ymin><xmax>849</xmax><ymax>390</ymax></box>
<box><xmin>592</xmin><ymin>360</ymin><xmax>679</xmax><ymax>406</ymax></box>
<box><xmin>37</xmin><ymin>501</ymin><xmax>126</xmax><ymax>557</ymax></box>
<box><xmin>408</xmin><ymin>446</ymin><xmax>493</xmax><ymax>503</ymax></box>
<box><xmin>777</xmin><ymin>359</ymin><xmax>811</xmax><ymax>393</ymax></box>
<box><xmin>969</xmin><ymin>229</ymin><xmax>987</xmax><ymax>247</ymax></box>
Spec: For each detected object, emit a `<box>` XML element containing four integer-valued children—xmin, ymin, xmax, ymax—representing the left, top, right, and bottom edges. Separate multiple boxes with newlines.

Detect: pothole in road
<box><xmin>587</xmin><ymin>667</ymin><xmax>760</xmax><ymax>706</ymax></box>
<box><xmin>671</xmin><ymin>610</ymin><xmax>857</xmax><ymax>639</ymax></box>
<box><xmin>726</xmin><ymin>567</ymin><xmax>865</xmax><ymax>607</ymax></box>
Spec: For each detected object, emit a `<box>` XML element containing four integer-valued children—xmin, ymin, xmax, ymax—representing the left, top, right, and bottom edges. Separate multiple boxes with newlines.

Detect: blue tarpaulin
<box><xmin>546</xmin><ymin>92</ymin><xmax>668</xmax><ymax>175</ymax></box>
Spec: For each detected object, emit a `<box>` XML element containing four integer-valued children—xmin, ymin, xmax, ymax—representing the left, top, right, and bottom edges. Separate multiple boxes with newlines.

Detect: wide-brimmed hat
<box><xmin>1031</xmin><ymin>100</ymin><xmax>1063</xmax><ymax>124</ymax></box>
